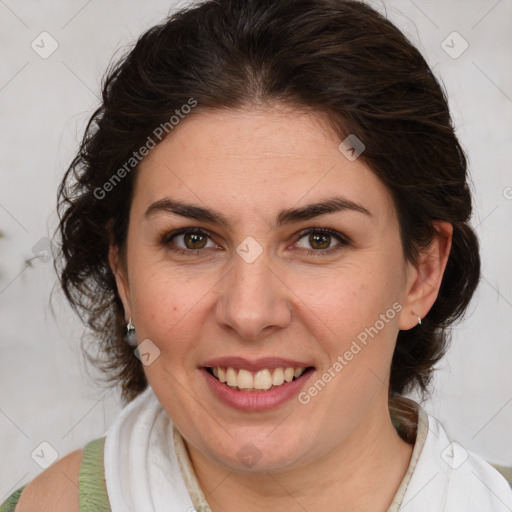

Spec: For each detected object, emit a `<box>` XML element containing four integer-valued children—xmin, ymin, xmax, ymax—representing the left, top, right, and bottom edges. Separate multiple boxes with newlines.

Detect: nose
<box><xmin>215</xmin><ymin>246</ymin><xmax>293</xmax><ymax>341</ymax></box>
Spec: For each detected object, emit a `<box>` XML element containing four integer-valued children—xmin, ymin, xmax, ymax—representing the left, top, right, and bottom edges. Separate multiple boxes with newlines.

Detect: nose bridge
<box><xmin>216</xmin><ymin>241</ymin><xmax>292</xmax><ymax>339</ymax></box>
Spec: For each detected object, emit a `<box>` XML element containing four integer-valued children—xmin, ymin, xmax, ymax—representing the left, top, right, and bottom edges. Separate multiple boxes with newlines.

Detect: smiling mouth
<box><xmin>204</xmin><ymin>366</ymin><xmax>315</xmax><ymax>392</ymax></box>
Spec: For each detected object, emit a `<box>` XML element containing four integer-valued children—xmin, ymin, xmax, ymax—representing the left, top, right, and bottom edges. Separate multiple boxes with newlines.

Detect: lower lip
<box><xmin>200</xmin><ymin>367</ymin><xmax>315</xmax><ymax>411</ymax></box>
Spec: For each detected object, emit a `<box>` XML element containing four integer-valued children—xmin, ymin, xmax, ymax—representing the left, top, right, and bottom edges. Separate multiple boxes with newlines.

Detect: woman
<box><xmin>2</xmin><ymin>0</ymin><xmax>511</xmax><ymax>510</ymax></box>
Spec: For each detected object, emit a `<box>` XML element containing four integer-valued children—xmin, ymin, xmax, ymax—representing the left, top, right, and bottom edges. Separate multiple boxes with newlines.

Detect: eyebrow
<box><xmin>144</xmin><ymin>196</ymin><xmax>371</xmax><ymax>228</ymax></box>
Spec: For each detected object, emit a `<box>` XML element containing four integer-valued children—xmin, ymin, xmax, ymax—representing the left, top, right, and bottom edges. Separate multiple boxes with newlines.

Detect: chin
<box><xmin>197</xmin><ymin>427</ymin><xmax>310</xmax><ymax>473</ymax></box>
<box><xmin>215</xmin><ymin>445</ymin><xmax>304</xmax><ymax>473</ymax></box>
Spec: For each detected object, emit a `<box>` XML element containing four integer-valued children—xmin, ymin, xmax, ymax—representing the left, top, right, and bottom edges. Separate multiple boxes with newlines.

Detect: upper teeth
<box><xmin>211</xmin><ymin>367</ymin><xmax>306</xmax><ymax>390</ymax></box>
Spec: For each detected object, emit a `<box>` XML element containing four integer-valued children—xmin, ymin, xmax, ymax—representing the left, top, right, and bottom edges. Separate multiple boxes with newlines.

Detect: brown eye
<box><xmin>161</xmin><ymin>228</ymin><xmax>217</xmax><ymax>255</ymax></box>
<box><xmin>182</xmin><ymin>232</ymin><xmax>208</xmax><ymax>250</ymax></box>
<box><xmin>308</xmin><ymin>232</ymin><xmax>331</xmax><ymax>250</ymax></box>
<box><xmin>295</xmin><ymin>228</ymin><xmax>350</xmax><ymax>256</ymax></box>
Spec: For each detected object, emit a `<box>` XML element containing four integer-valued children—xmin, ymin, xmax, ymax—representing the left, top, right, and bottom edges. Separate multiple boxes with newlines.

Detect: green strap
<box><xmin>79</xmin><ymin>436</ymin><xmax>112</xmax><ymax>512</ymax></box>
<box><xmin>0</xmin><ymin>485</ymin><xmax>26</xmax><ymax>512</ymax></box>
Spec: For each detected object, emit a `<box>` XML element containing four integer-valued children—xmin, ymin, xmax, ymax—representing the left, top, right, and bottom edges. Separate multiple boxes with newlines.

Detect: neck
<box><xmin>184</xmin><ymin>396</ymin><xmax>415</xmax><ymax>512</ymax></box>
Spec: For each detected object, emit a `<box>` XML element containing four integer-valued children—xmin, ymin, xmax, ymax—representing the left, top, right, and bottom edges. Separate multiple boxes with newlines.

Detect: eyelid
<box><xmin>159</xmin><ymin>227</ymin><xmax>217</xmax><ymax>247</ymax></box>
<box><xmin>160</xmin><ymin>226</ymin><xmax>351</xmax><ymax>255</ymax></box>
<box><xmin>294</xmin><ymin>227</ymin><xmax>351</xmax><ymax>245</ymax></box>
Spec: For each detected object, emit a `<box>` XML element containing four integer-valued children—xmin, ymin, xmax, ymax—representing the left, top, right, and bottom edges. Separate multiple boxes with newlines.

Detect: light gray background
<box><xmin>0</xmin><ymin>0</ymin><xmax>511</xmax><ymax>501</ymax></box>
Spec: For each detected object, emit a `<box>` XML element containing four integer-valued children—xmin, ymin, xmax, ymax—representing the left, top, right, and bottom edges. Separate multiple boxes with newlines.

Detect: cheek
<box><xmin>301</xmin><ymin>264</ymin><xmax>388</xmax><ymax>334</ymax></box>
<box><xmin>129</xmin><ymin>263</ymin><xmax>209</xmax><ymax>355</ymax></box>
<box><xmin>310</xmin><ymin>262</ymin><xmax>402</xmax><ymax>375</ymax></box>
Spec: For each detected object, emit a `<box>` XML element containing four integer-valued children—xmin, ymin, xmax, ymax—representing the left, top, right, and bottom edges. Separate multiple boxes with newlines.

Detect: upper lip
<box><xmin>201</xmin><ymin>356</ymin><xmax>314</xmax><ymax>372</ymax></box>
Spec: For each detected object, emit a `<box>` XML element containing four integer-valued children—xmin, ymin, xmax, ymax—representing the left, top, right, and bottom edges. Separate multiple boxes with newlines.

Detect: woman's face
<box><xmin>111</xmin><ymin>106</ymin><xmax>423</xmax><ymax>472</ymax></box>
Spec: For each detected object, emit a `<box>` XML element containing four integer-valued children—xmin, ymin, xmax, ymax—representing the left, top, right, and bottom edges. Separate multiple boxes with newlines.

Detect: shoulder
<box><xmin>15</xmin><ymin>448</ymin><xmax>83</xmax><ymax>512</ymax></box>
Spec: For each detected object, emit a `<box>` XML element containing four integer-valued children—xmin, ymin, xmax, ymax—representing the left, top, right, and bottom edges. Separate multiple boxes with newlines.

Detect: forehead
<box><xmin>133</xmin><ymin>107</ymin><xmax>396</xmax><ymax>226</ymax></box>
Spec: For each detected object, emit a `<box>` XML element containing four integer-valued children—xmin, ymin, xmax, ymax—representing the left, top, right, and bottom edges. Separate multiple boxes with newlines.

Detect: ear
<box><xmin>399</xmin><ymin>221</ymin><xmax>453</xmax><ymax>330</ymax></box>
<box><xmin>108</xmin><ymin>244</ymin><xmax>132</xmax><ymax>321</ymax></box>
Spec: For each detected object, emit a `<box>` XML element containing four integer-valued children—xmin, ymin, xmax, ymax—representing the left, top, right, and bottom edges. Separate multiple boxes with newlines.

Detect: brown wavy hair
<box><xmin>52</xmin><ymin>0</ymin><xmax>480</xmax><ymax>405</ymax></box>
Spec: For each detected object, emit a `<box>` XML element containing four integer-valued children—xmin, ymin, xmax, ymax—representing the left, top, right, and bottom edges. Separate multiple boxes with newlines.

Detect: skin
<box><xmin>15</xmin><ymin>448</ymin><xmax>82</xmax><ymax>511</ymax></box>
<box><xmin>108</xmin><ymin>105</ymin><xmax>453</xmax><ymax>512</ymax></box>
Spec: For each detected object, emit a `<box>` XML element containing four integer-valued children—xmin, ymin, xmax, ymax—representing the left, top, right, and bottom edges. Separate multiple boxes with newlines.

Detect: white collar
<box><xmin>103</xmin><ymin>385</ymin><xmax>512</xmax><ymax>512</ymax></box>
<box><xmin>397</xmin><ymin>411</ymin><xmax>512</xmax><ymax>511</ymax></box>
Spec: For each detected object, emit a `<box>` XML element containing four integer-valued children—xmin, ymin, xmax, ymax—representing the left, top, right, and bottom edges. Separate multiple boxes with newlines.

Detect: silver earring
<box><xmin>417</xmin><ymin>316</ymin><xmax>422</xmax><ymax>326</ymax></box>
<box><xmin>125</xmin><ymin>317</ymin><xmax>137</xmax><ymax>346</ymax></box>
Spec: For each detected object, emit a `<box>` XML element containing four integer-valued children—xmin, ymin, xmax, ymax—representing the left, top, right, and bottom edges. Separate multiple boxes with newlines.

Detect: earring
<box><xmin>412</xmin><ymin>312</ymin><xmax>422</xmax><ymax>326</ymax></box>
<box><xmin>125</xmin><ymin>317</ymin><xmax>137</xmax><ymax>346</ymax></box>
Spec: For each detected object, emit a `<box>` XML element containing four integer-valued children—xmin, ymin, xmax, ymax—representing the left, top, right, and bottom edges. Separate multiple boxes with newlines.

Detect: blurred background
<box><xmin>1</xmin><ymin>0</ymin><xmax>511</xmax><ymax>500</ymax></box>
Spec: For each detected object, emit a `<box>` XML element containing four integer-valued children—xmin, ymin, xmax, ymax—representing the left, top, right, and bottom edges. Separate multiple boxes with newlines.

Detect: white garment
<box><xmin>104</xmin><ymin>385</ymin><xmax>512</xmax><ymax>512</ymax></box>
<box><xmin>104</xmin><ymin>386</ymin><xmax>194</xmax><ymax>512</ymax></box>
<box><xmin>398</xmin><ymin>414</ymin><xmax>512</xmax><ymax>511</ymax></box>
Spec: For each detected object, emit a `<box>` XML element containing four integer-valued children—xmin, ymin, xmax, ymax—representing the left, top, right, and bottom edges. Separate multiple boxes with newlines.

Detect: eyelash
<box><xmin>159</xmin><ymin>227</ymin><xmax>350</xmax><ymax>258</ymax></box>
